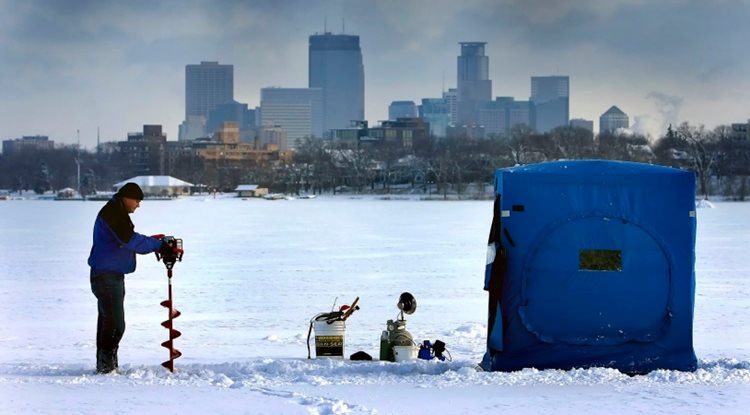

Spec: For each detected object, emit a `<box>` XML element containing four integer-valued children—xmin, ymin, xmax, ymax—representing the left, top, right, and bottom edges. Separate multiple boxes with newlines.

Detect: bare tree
<box><xmin>674</xmin><ymin>122</ymin><xmax>720</xmax><ymax>198</ymax></box>
<box><xmin>549</xmin><ymin>126</ymin><xmax>596</xmax><ymax>160</ymax></box>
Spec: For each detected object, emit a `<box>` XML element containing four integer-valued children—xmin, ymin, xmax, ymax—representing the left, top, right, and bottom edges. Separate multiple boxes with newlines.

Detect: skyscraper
<box><xmin>530</xmin><ymin>76</ymin><xmax>569</xmax><ymax>133</ymax></box>
<box><xmin>207</xmin><ymin>101</ymin><xmax>256</xmax><ymax>143</ymax></box>
<box><xmin>457</xmin><ymin>42</ymin><xmax>492</xmax><ymax>126</ymax></box>
<box><xmin>479</xmin><ymin>97</ymin><xmax>531</xmax><ymax>136</ymax></box>
<box><xmin>599</xmin><ymin>106</ymin><xmax>629</xmax><ymax>133</ymax></box>
<box><xmin>419</xmin><ymin>98</ymin><xmax>450</xmax><ymax>137</ymax></box>
<box><xmin>185</xmin><ymin>61</ymin><xmax>234</xmax><ymax>121</ymax></box>
<box><xmin>443</xmin><ymin>88</ymin><xmax>458</xmax><ymax>126</ymax></box>
<box><xmin>388</xmin><ymin>101</ymin><xmax>418</xmax><ymax>120</ymax></box>
<box><xmin>260</xmin><ymin>87</ymin><xmax>323</xmax><ymax>150</ymax></box>
<box><xmin>309</xmin><ymin>33</ymin><xmax>365</xmax><ymax>133</ymax></box>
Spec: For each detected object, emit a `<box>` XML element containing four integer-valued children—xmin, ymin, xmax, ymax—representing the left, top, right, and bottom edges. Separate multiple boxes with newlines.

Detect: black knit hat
<box><xmin>116</xmin><ymin>182</ymin><xmax>144</xmax><ymax>200</ymax></box>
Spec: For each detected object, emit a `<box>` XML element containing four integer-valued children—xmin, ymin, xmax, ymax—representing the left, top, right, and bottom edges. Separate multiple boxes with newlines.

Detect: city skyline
<box><xmin>1</xmin><ymin>0</ymin><xmax>749</xmax><ymax>148</ymax></box>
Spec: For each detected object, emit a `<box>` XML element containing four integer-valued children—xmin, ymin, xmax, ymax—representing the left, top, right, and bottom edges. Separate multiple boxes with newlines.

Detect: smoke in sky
<box><xmin>647</xmin><ymin>91</ymin><xmax>683</xmax><ymax>134</ymax></box>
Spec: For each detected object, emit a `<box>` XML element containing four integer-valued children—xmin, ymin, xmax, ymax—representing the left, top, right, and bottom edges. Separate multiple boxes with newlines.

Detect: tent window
<box><xmin>579</xmin><ymin>249</ymin><xmax>622</xmax><ymax>271</ymax></box>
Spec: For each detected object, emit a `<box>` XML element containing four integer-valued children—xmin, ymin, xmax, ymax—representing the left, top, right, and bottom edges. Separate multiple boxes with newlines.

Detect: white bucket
<box><xmin>392</xmin><ymin>345</ymin><xmax>417</xmax><ymax>362</ymax></box>
<box><xmin>314</xmin><ymin>320</ymin><xmax>345</xmax><ymax>359</ymax></box>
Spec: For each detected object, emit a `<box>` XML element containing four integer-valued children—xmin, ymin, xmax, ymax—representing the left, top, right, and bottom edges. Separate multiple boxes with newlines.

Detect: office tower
<box><xmin>259</xmin><ymin>87</ymin><xmax>323</xmax><ymax>150</ymax></box>
<box><xmin>259</xmin><ymin>126</ymin><xmax>288</xmax><ymax>150</ymax></box>
<box><xmin>508</xmin><ymin>100</ymin><xmax>532</xmax><ymax>131</ymax></box>
<box><xmin>2</xmin><ymin>135</ymin><xmax>54</xmax><ymax>156</ymax></box>
<box><xmin>119</xmin><ymin>125</ymin><xmax>167</xmax><ymax>176</ymax></box>
<box><xmin>570</xmin><ymin>118</ymin><xmax>594</xmax><ymax>133</ymax></box>
<box><xmin>309</xmin><ymin>33</ymin><xmax>365</xmax><ymax>133</ymax></box>
<box><xmin>530</xmin><ymin>76</ymin><xmax>569</xmax><ymax>133</ymax></box>
<box><xmin>443</xmin><ymin>88</ymin><xmax>458</xmax><ymax>126</ymax></box>
<box><xmin>599</xmin><ymin>106</ymin><xmax>629</xmax><ymax>133</ymax></box>
<box><xmin>457</xmin><ymin>42</ymin><xmax>492</xmax><ymax>126</ymax></box>
<box><xmin>178</xmin><ymin>116</ymin><xmax>207</xmax><ymax>141</ymax></box>
<box><xmin>479</xmin><ymin>97</ymin><xmax>531</xmax><ymax>136</ymax></box>
<box><xmin>730</xmin><ymin>120</ymin><xmax>750</xmax><ymax>140</ymax></box>
<box><xmin>479</xmin><ymin>98</ymin><xmax>510</xmax><ymax>136</ymax></box>
<box><xmin>419</xmin><ymin>98</ymin><xmax>450</xmax><ymax>137</ymax></box>
<box><xmin>207</xmin><ymin>101</ymin><xmax>256</xmax><ymax>142</ymax></box>
<box><xmin>184</xmin><ymin>61</ymin><xmax>233</xmax><ymax>127</ymax></box>
<box><xmin>389</xmin><ymin>101</ymin><xmax>418</xmax><ymax>120</ymax></box>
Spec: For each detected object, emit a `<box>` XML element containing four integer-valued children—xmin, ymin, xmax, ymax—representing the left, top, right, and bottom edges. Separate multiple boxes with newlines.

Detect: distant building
<box><xmin>389</xmin><ymin>101</ymin><xmax>418</xmax><ymax>120</ymax></box>
<box><xmin>193</xmin><ymin>122</ymin><xmax>292</xmax><ymax>165</ymax></box>
<box><xmin>178</xmin><ymin>115</ymin><xmax>206</xmax><ymax>141</ymax></box>
<box><xmin>2</xmin><ymin>135</ymin><xmax>54</xmax><ymax>156</ymax></box>
<box><xmin>206</xmin><ymin>100</ymin><xmax>256</xmax><ymax>142</ymax></box>
<box><xmin>509</xmin><ymin>101</ymin><xmax>532</xmax><ymax>132</ymax></box>
<box><xmin>118</xmin><ymin>125</ymin><xmax>167</xmax><ymax>177</ymax></box>
<box><xmin>309</xmin><ymin>33</ymin><xmax>365</xmax><ymax>132</ymax></box>
<box><xmin>599</xmin><ymin>106</ymin><xmax>629</xmax><ymax>133</ymax></box>
<box><xmin>531</xmin><ymin>76</ymin><xmax>570</xmax><ymax>133</ymax></box>
<box><xmin>331</xmin><ymin>118</ymin><xmax>429</xmax><ymax>150</ymax></box>
<box><xmin>446</xmin><ymin>124</ymin><xmax>486</xmax><ymax>139</ymax></box>
<box><xmin>234</xmin><ymin>184</ymin><xmax>268</xmax><ymax>198</ymax></box>
<box><xmin>457</xmin><ymin>42</ymin><xmax>492</xmax><ymax>126</ymax></box>
<box><xmin>570</xmin><ymin>118</ymin><xmax>594</xmax><ymax>132</ymax></box>
<box><xmin>259</xmin><ymin>87</ymin><xmax>323</xmax><ymax>150</ymax></box>
<box><xmin>419</xmin><ymin>98</ymin><xmax>451</xmax><ymax>137</ymax></box>
<box><xmin>479</xmin><ymin>99</ymin><xmax>509</xmax><ymax>136</ymax></box>
<box><xmin>479</xmin><ymin>97</ymin><xmax>531</xmax><ymax>136</ymax></box>
<box><xmin>730</xmin><ymin>120</ymin><xmax>750</xmax><ymax>141</ymax></box>
<box><xmin>443</xmin><ymin>88</ymin><xmax>458</xmax><ymax>126</ymax></box>
<box><xmin>370</xmin><ymin>118</ymin><xmax>430</xmax><ymax>149</ymax></box>
<box><xmin>330</xmin><ymin>121</ymin><xmax>369</xmax><ymax>143</ymax></box>
<box><xmin>185</xmin><ymin>61</ymin><xmax>234</xmax><ymax>121</ymax></box>
<box><xmin>259</xmin><ymin>125</ymin><xmax>288</xmax><ymax>151</ymax></box>
<box><xmin>113</xmin><ymin>175</ymin><xmax>193</xmax><ymax>197</ymax></box>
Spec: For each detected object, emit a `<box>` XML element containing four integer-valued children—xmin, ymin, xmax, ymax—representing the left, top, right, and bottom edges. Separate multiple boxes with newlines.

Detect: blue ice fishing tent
<box><xmin>482</xmin><ymin>160</ymin><xmax>697</xmax><ymax>374</ymax></box>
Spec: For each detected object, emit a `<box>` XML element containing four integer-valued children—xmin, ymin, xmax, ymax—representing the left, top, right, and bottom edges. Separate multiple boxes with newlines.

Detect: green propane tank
<box><xmin>379</xmin><ymin>319</ymin><xmax>414</xmax><ymax>362</ymax></box>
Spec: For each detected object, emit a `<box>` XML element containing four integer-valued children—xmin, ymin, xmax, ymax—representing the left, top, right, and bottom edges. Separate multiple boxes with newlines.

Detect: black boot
<box><xmin>96</xmin><ymin>349</ymin><xmax>116</xmax><ymax>374</ymax></box>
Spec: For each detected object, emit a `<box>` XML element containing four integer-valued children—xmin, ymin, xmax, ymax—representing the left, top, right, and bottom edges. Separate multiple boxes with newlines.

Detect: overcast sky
<box><xmin>1</xmin><ymin>0</ymin><xmax>749</xmax><ymax>148</ymax></box>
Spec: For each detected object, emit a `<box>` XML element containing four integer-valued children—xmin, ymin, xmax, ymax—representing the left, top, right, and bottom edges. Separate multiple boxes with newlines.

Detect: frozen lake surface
<box><xmin>0</xmin><ymin>196</ymin><xmax>749</xmax><ymax>414</ymax></box>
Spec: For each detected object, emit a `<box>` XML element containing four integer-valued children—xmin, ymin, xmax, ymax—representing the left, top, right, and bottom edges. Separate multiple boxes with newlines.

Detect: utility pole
<box><xmin>76</xmin><ymin>129</ymin><xmax>81</xmax><ymax>196</ymax></box>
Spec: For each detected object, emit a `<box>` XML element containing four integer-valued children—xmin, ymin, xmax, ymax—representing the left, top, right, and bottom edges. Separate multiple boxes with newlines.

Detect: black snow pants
<box><xmin>90</xmin><ymin>271</ymin><xmax>125</xmax><ymax>373</ymax></box>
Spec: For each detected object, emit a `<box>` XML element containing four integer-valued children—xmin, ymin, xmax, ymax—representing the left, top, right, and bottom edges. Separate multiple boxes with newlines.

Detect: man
<box><xmin>87</xmin><ymin>182</ymin><xmax>166</xmax><ymax>374</ymax></box>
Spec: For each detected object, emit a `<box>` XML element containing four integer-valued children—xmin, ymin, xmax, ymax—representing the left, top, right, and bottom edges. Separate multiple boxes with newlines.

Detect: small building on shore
<box><xmin>113</xmin><ymin>176</ymin><xmax>193</xmax><ymax>197</ymax></box>
<box><xmin>234</xmin><ymin>184</ymin><xmax>268</xmax><ymax>198</ymax></box>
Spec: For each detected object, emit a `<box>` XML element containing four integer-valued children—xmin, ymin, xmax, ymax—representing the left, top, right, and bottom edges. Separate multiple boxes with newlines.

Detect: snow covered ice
<box><xmin>1</xmin><ymin>196</ymin><xmax>749</xmax><ymax>414</ymax></box>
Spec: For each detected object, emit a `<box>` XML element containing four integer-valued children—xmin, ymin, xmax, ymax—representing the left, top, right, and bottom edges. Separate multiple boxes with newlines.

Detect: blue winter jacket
<box><xmin>88</xmin><ymin>197</ymin><xmax>162</xmax><ymax>275</ymax></box>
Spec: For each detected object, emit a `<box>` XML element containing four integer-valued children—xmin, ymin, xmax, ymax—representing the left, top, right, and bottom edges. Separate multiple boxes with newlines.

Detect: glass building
<box><xmin>530</xmin><ymin>76</ymin><xmax>569</xmax><ymax>133</ymax></box>
<box><xmin>309</xmin><ymin>33</ymin><xmax>365</xmax><ymax>133</ymax></box>
<box><xmin>388</xmin><ymin>101</ymin><xmax>418</xmax><ymax>120</ymax></box>
<box><xmin>457</xmin><ymin>42</ymin><xmax>492</xmax><ymax>126</ymax></box>
<box><xmin>260</xmin><ymin>87</ymin><xmax>323</xmax><ymax>150</ymax></box>
<box><xmin>419</xmin><ymin>98</ymin><xmax>450</xmax><ymax>137</ymax></box>
<box><xmin>185</xmin><ymin>61</ymin><xmax>233</xmax><ymax>120</ymax></box>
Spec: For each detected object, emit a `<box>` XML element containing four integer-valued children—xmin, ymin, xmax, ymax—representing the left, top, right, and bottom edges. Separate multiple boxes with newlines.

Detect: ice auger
<box><xmin>155</xmin><ymin>236</ymin><xmax>184</xmax><ymax>372</ymax></box>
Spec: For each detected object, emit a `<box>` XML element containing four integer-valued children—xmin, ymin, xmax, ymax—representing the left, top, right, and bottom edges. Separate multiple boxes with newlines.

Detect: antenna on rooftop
<box><xmin>324</xmin><ymin>16</ymin><xmax>327</xmax><ymax>33</ymax></box>
<box><xmin>342</xmin><ymin>17</ymin><xmax>345</xmax><ymax>34</ymax></box>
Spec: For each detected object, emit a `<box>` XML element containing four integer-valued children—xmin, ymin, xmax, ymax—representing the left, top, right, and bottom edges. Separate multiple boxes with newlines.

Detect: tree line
<box><xmin>2</xmin><ymin>122</ymin><xmax>748</xmax><ymax>199</ymax></box>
